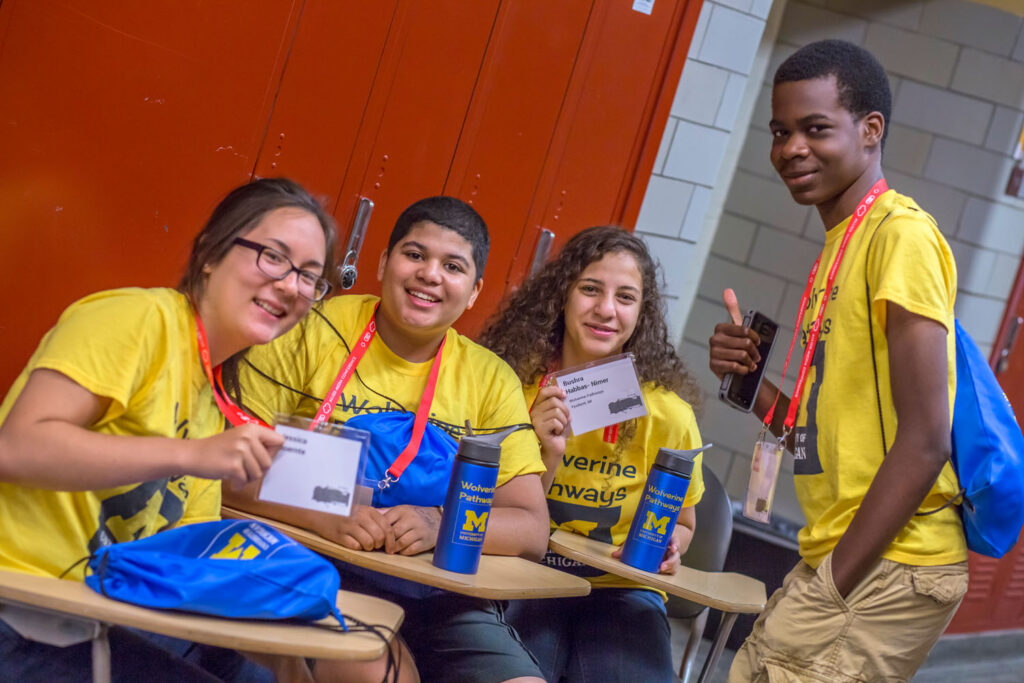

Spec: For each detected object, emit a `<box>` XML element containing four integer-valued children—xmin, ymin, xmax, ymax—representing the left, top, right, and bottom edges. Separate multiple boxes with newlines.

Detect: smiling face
<box><xmin>770</xmin><ymin>75</ymin><xmax>884</xmax><ymax>228</ymax></box>
<box><xmin>375</xmin><ymin>220</ymin><xmax>482</xmax><ymax>362</ymax></box>
<box><xmin>561</xmin><ymin>250</ymin><xmax>643</xmax><ymax>369</ymax></box>
<box><xmin>199</xmin><ymin>207</ymin><xmax>326</xmax><ymax>363</ymax></box>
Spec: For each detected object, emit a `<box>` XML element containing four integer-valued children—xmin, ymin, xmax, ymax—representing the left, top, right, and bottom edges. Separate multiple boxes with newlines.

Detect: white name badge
<box><xmin>258</xmin><ymin>419</ymin><xmax>368</xmax><ymax>517</ymax></box>
<box><xmin>553</xmin><ymin>354</ymin><xmax>648</xmax><ymax>436</ymax></box>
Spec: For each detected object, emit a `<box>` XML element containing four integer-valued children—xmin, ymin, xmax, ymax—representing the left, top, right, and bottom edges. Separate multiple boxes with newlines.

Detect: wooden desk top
<box><xmin>0</xmin><ymin>569</ymin><xmax>402</xmax><ymax>660</ymax></box>
<box><xmin>548</xmin><ymin>530</ymin><xmax>766</xmax><ymax>614</ymax></box>
<box><xmin>224</xmin><ymin>508</ymin><xmax>591</xmax><ymax>600</ymax></box>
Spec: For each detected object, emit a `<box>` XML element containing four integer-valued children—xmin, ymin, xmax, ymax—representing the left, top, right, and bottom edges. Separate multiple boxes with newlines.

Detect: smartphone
<box><xmin>719</xmin><ymin>310</ymin><xmax>779</xmax><ymax>413</ymax></box>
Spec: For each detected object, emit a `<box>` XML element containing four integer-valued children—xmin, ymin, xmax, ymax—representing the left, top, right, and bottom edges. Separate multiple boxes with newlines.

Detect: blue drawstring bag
<box><xmin>347</xmin><ymin>411</ymin><xmax>459</xmax><ymax>508</ymax></box>
<box><xmin>951</xmin><ymin>321</ymin><xmax>1024</xmax><ymax>558</ymax></box>
<box><xmin>85</xmin><ymin>519</ymin><xmax>346</xmax><ymax>628</ymax></box>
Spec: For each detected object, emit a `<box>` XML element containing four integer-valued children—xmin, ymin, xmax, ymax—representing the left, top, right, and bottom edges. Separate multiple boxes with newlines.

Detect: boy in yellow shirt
<box><xmin>240</xmin><ymin>196</ymin><xmax>549</xmax><ymax>683</ymax></box>
<box><xmin>709</xmin><ymin>40</ymin><xmax>967</xmax><ymax>682</ymax></box>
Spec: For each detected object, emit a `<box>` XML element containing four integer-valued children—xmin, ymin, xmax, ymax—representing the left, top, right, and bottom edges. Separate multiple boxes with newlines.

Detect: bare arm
<box><xmin>0</xmin><ymin>369</ymin><xmax>282</xmax><ymax>490</ymax></box>
<box><xmin>530</xmin><ymin>384</ymin><xmax>570</xmax><ymax>491</ymax></box>
<box><xmin>483</xmin><ymin>473</ymin><xmax>551</xmax><ymax>561</ymax></box>
<box><xmin>828</xmin><ymin>302</ymin><xmax>952</xmax><ymax>597</ymax></box>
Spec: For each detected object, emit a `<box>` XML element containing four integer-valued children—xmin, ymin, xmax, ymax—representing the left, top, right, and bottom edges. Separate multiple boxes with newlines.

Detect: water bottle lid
<box><xmin>654</xmin><ymin>446</ymin><xmax>698</xmax><ymax>477</ymax></box>
<box><xmin>457</xmin><ymin>437</ymin><xmax>502</xmax><ymax>466</ymax></box>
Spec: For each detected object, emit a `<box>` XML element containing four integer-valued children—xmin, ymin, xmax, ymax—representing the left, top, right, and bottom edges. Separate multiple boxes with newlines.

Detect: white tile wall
<box><xmin>711</xmin><ymin>213</ymin><xmax>759</xmax><ymax>262</ymax></box>
<box><xmin>919</xmin><ymin>0</ymin><xmax>1023</xmax><ymax>57</ymax></box>
<box><xmin>671</xmin><ymin>61</ymin><xmax>730</xmax><ymax>126</ymax></box>
<box><xmin>864</xmin><ymin>22</ymin><xmax>959</xmax><ymax>88</ymax></box>
<box><xmin>664</xmin><ymin>121</ymin><xmax>731</xmax><ymax>186</ymax></box>
<box><xmin>985</xmin><ymin>106</ymin><xmax>1024</xmax><ymax>154</ymax></box>
<box><xmin>952</xmin><ymin>48</ymin><xmax>1024</xmax><ymax>109</ymax></box>
<box><xmin>924</xmin><ymin>137</ymin><xmax>1017</xmax><ymax>199</ymax></box>
<box><xmin>958</xmin><ymin>197</ymin><xmax>1024</xmax><ymax>255</ymax></box>
<box><xmin>882</xmin><ymin>123</ymin><xmax>932</xmax><ymax>176</ymax></box>
<box><xmin>747</xmin><ymin>225</ymin><xmax>822</xmax><ymax>286</ymax></box>
<box><xmin>823</xmin><ymin>0</ymin><xmax>923</xmax><ymax>31</ymax></box>
<box><xmin>949</xmin><ymin>239</ymin><xmax>1000</xmax><ymax>295</ymax></box>
<box><xmin>634</xmin><ymin>175</ymin><xmax>694</xmax><ymax>237</ymax></box>
<box><xmin>700</xmin><ymin>5</ymin><xmax>768</xmax><ymax>74</ymax></box>
<box><xmin>989</xmin><ymin>253</ymin><xmax>1021</xmax><ymax>299</ymax></box>
<box><xmin>892</xmin><ymin>80</ymin><xmax>994</xmax><ymax>145</ymax></box>
<box><xmin>716</xmin><ymin>73</ymin><xmax>750</xmax><ymax>130</ymax></box>
<box><xmin>681</xmin><ymin>186</ymin><xmax>714</xmax><ymax>242</ymax></box>
<box><xmin>778</xmin><ymin>2</ymin><xmax>868</xmax><ymax>46</ymax></box>
<box><xmin>956</xmin><ymin>292</ymin><xmax>1009</xmax><ymax>344</ymax></box>
<box><xmin>727</xmin><ymin>170</ymin><xmax>813</xmax><ymax>232</ymax></box>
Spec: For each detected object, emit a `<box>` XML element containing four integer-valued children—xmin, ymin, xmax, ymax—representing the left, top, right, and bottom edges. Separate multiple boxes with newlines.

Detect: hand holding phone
<box><xmin>713</xmin><ymin>290</ymin><xmax>779</xmax><ymax>412</ymax></box>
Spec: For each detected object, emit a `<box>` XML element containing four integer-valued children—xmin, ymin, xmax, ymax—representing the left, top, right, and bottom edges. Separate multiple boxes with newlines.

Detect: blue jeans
<box><xmin>505</xmin><ymin>588</ymin><xmax>675</xmax><ymax>683</ymax></box>
<box><xmin>0</xmin><ymin>617</ymin><xmax>274</xmax><ymax>682</ymax></box>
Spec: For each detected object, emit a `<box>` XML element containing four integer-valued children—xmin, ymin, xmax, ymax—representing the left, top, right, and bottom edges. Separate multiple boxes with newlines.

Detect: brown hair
<box><xmin>480</xmin><ymin>226</ymin><xmax>702</xmax><ymax>419</ymax></box>
<box><xmin>178</xmin><ymin>178</ymin><xmax>338</xmax><ymax>400</ymax></box>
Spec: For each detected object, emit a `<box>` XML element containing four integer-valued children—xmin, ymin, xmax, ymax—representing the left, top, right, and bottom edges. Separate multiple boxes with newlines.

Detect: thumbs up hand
<box><xmin>708</xmin><ymin>288</ymin><xmax>762</xmax><ymax>380</ymax></box>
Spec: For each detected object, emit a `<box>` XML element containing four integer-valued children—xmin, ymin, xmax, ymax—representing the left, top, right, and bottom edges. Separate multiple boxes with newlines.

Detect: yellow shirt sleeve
<box><xmin>868</xmin><ymin>213</ymin><xmax>957</xmax><ymax>330</ymax></box>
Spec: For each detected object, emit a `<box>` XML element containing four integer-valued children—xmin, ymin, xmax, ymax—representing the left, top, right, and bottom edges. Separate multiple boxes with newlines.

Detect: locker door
<box><xmin>325</xmin><ymin>0</ymin><xmax>502</xmax><ymax>291</ymax></box>
<box><xmin>0</xmin><ymin>0</ymin><xmax>304</xmax><ymax>389</ymax></box>
<box><xmin>441</xmin><ymin>0</ymin><xmax>594</xmax><ymax>331</ymax></box>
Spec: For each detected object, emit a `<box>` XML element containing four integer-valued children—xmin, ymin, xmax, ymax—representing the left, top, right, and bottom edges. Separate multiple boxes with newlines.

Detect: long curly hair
<box><xmin>480</xmin><ymin>226</ymin><xmax>701</xmax><ymax>413</ymax></box>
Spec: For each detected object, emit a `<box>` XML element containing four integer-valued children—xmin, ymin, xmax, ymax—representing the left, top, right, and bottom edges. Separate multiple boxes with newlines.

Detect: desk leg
<box><xmin>696</xmin><ymin>611</ymin><xmax>736</xmax><ymax>683</ymax></box>
<box><xmin>91</xmin><ymin>623</ymin><xmax>111</xmax><ymax>683</ymax></box>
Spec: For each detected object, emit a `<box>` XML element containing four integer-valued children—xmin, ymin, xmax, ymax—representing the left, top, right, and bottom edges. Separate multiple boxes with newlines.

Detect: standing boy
<box><xmin>239</xmin><ymin>196</ymin><xmax>549</xmax><ymax>683</ymax></box>
<box><xmin>709</xmin><ymin>40</ymin><xmax>967</xmax><ymax>682</ymax></box>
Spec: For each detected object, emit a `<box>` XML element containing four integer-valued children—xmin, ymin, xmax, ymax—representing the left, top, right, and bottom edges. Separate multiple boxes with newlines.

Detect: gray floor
<box><xmin>668</xmin><ymin>616</ymin><xmax>1024</xmax><ymax>682</ymax></box>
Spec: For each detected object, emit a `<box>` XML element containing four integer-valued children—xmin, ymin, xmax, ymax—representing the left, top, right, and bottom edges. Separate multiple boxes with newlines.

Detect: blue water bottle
<box><xmin>433</xmin><ymin>427</ymin><xmax>520</xmax><ymax>574</ymax></box>
<box><xmin>619</xmin><ymin>445</ymin><xmax>704</xmax><ymax>572</ymax></box>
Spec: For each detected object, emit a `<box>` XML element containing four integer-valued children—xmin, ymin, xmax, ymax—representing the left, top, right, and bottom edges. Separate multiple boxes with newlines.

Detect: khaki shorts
<box><xmin>729</xmin><ymin>553</ymin><xmax>968</xmax><ymax>683</ymax></box>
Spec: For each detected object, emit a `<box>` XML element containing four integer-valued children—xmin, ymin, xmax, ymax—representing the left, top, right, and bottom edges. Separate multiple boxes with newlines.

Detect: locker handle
<box><xmin>529</xmin><ymin>229</ymin><xmax>555</xmax><ymax>277</ymax></box>
<box><xmin>338</xmin><ymin>197</ymin><xmax>375</xmax><ymax>290</ymax></box>
<box><xmin>996</xmin><ymin>316</ymin><xmax>1023</xmax><ymax>375</ymax></box>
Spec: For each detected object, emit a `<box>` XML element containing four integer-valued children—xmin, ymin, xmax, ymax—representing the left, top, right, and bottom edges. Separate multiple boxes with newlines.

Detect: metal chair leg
<box><xmin>91</xmin><ymin>623</ymin><xmax>111</xmax><ymax>683</ymax></box>
<box><xmin>678</xmin><ymin>609</ymin><xmax>708</xmax><ymax>682</ymax></box>
<box><xmin>696</xmin><ymin>611</ymin><xmax>737</xmax><ymax>683</ymax></box>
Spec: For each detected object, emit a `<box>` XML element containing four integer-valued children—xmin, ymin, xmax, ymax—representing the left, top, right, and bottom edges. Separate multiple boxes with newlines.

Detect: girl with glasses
<box><xmin>0</xmin><ymin>177</ymin><xmax>336</xmax><ymax>682</ymax></box>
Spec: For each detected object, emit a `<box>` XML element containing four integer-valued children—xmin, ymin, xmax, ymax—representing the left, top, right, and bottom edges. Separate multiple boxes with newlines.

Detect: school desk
<box><xmin>0</xmin><ymin>568</ymin><xmax>403</xmax><ymax>683</ymax></box>
<box><xmin>224</xmin><ymin>507</ymin><xmax>592</xmax><ymax>600</ymax></box>
<box><xmin>548</xmin><ymin>529</ymin><xmax>767</xmax><ymax>683</ymax></box>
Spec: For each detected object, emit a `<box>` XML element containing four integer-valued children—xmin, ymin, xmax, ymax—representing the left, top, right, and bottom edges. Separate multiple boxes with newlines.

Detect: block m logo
<box><xmin>463</xmin><ymin>510</ymin><xmax>489</xmax><ymax>533</ymax></box>
<box><xmin>642</xmin><ymin>511</ymin><xmax>669</xmax><ymax>535</ymax></box>
<box><xmin>209</xmin><ymin>533</ymin><xmax>261</xmax><ymax>560</ymax></box>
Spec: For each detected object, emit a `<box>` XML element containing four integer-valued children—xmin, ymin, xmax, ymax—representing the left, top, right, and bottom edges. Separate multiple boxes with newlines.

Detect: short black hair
<box><xmin>774</xmin><ymin>39</ymin><xmax>891</xmax><ymax>147</ymax></box>
<box><xmin>388</xmin><ymin>196</ymin><xmax>489</xmax><ymax>280</ymax></box>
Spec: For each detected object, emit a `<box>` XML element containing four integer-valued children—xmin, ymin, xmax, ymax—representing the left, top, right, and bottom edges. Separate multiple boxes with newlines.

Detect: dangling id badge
<box><xmin>744</xmin><ymin>431</ymin><xmax>784</xmax><ymax>523</ymax></box>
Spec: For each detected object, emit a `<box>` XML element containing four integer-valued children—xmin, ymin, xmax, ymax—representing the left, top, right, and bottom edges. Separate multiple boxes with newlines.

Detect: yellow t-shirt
<box><xmin>524</xmin><ymin>381</ymin><xmax>705</xmax><ymax>589</ymax></box>
<box><xmin>0</xmin><ymin>288</ymin><xmax>223</xmax><ymax>579</ymax></box>
<box><xmin>241</xmin><ymin>294</ymin><xmax>545</xmax><ymax>488</ymax></box>
<box><xmin>792</xmin><ymin>189</ymin><xmax>966</xmax><ymax>568</ymax></box>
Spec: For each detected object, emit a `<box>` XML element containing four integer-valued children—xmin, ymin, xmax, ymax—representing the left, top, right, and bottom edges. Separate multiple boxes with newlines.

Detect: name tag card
<box><xmin>552</xmin><ymin>354</ymin><xmax>648</xmax><ymax>436</ymax></box>
<box><xmin>258</xmin><ymin>416</ymin><xmax>369</xmax><ymax>517</ymax></box>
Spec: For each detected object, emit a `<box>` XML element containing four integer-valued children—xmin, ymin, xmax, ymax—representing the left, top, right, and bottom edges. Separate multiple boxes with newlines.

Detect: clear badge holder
<box><xmin>743</xmin><ymin>425</ymin><xmax>785</xmax><ymax>523</ymax></box>
<box><xmin>253</xmin><ymin>414</ymin><xmax>372</xmax><ymax>517</ymax></box>
<box><xmin>549</xmin><ymin>352</ymin><xmax>648</xmax><ymax>436</ymax></box>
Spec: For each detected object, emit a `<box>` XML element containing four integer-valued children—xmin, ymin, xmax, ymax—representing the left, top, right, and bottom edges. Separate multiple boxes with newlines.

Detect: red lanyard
<box><xmin>312</xmin><ymin>306</ymin><xmax>446</xmax><ymax>484</ymax></box>
<box><xmin>194</xmin><ymin>313</ymin><xmax>271</xmax><ymax>428</ymax></box>
<box><xmin>764</xmin><ymin>179</ymin><xmax>888</xmax><ymax>433</ymax></box>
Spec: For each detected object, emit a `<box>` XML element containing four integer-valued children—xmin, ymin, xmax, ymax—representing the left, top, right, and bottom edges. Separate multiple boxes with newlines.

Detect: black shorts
<box><xmin>337</xmin><ymin>565</ymin><xmax>543</xmax><ymax>683</ymax></box>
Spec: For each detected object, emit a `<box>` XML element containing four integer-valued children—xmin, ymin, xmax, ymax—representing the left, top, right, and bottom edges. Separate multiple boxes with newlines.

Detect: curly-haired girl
<box><xmin>480</xmin><ymin>225</ymin><xmax>705</xmax><ymax>683</ymax></box>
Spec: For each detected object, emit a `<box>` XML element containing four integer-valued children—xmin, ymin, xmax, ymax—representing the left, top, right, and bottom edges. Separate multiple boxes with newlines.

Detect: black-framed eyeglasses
<box><xmin>233</xmin><ymin>237</ymin><xmax>331</xmax><ymax>302</ymax></box>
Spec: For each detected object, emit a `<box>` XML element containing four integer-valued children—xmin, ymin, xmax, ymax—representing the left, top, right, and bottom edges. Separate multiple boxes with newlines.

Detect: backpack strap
<box><xmin>863</xmin><ymin>213</ymin><xmax>965</xmax><ymax>516</ymax></box>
